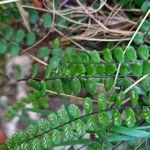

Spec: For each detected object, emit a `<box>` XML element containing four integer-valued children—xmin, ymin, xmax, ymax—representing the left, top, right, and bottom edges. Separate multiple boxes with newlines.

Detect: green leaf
<box><xmin>116</xmin><ymin>91</ymin><xmax>125</xmax><ymax>107</ymax></box>
<box><xmin>120</xmin><ymin>0</ymin><xmax>129</xmax><ymax>6</ymax></box>
<box><xmin>85</xmin><ymin>79</ymin><xmax>97</xmax><ymax>95</ymax></box>
<box><xmin>96</xmin><ymin>64</ymin><xmax>105</xmax><ymax>75</ymax></box>
<box><xmin>113</xmin><ymin>110</ymin><xmax>122</xmax><ymax>126</ymax></box>
<box><xmin>46</xmin><ymin>80</ymin><xmax>54</xmax><ymax>90</ymax></box>
<box><xmin>69</xmin><ymin>64</ymin><xmax>86</xmax><ymax>75</ymax></box>
<box><xmin>40</xmin><ymin>80</ymin><xmax>46</xmax><ymax>93</ymax></box>
<box><xmin>140</xmin><ymin>20</ymin><xmax>150</xmax><ymax>32</ymax></box>
<box><xmin>41</xmin><ymin>133</ymin><xmax>52</xmax><ymax>149</ymax></box>
<box><xmin>52</xmin><ymin>38</ymin><xmax>60</xmax><ymax>49</ymax></box>
<box><xmin>31</xmin><ymin>138</ymin><xmax>41</xmax><ymax>150</ymax></box>
<box><xmin>15</xmin><ymin>64</ymin><xmax>22</xmax><ymax>80</ymax></box>
<box><xmin>27</xmin><ymin>124</ymin><xmax>38</xmax><ymax>136</ymax></box>
<box><xmin>4</xmin><ymin>26</ymin><xmax>13</xmax><ymax>40</ymax></box>
<box><xmin>15</xmin><ymin>131</ymin><xmax>29</xmax><ymax>142</ymax></box>
<box><xmin>31</xmin><ymin>64</ymin><xmax>39</xmax><ymax>78</ymax></box>
<box><xmin>51</xmin><ymin>129</ymin><xmax>61</xmax><ymax>145</ymax></box>
<box><xmin>63</xmin><ymin>124</ymin><xmax>74</xmax><ymax>141</ymax></box>
<box><xmin>2</xmin><ymin>12</ymin><xmax>11</xmax><ymax>24</ymax></box>
<box><xmin>68</xmin><ymin>104</ymin><xmax>81</xmax><ymax>119</ymax></box>
<box><xmin>109</xmin><ymin>93</ymin><xmax>117</xmax><ymax>102</ymax></box>
<box><xmin>28</xmin><ymin>79</ymin><xmax>41</xmax><ymax>90</ymax></box>
<box><xmin>131</xmin><ymin>90</ymin><xmax>138</xmax><ymax>106</ymax></box>
<box><xmin>0</xmin><ymin>39</ymin><xmax>7</xmax><ymax>54</ymax></box>
<box><xmin>120</xmin><ymin>64</ymin><xmax>130</xmax><ymax>75</ymax></box>
<box><xmin>113</xmin><ymin>47</ymin><xmax>124</xmax><ymax>62</ymax></box>
<box><xmin>124</xmin><ymin>108</ymin><xmax>136</xmax><ymax>127</ymax></box>
<box><xmin>140</xmin><ymin>77</ymin><xmax>150</xmax><ymax>92</ymax></box>
<box><xmin>38</xmin><ymin>97</ymin><xmax>48</xmax><ymax>108</ymax></box>
<box><xmin>75</xmin><ymin>120</ymin><xmax>86</xmax><ymax>137</ymax></box>
<box><xmin>52</xmin><ymin>48</ymin><xmax>62</xmax><ymax>58</ymax></box>
<box><xmin>105</xmin><ymin>63</ymin><xmax>116</xmax><ymax>75</ymax></box>
<box><xmin>49</xmin><ymin>57</ymin><xmax>60</xmax><ymax>69</ymax></box>
<box><xmin>42</xmin><ymin>13</ymin><xmax>52</xmax><ymax>28</ymax></box>
<box><xmin>90</xmin><ymin>50</ymin><xmax>100</xmax><ymax>63</ymax></box>
<box><xmin>10</xmin><ymin>42</ymin><xmax>20</xmax><ymax>56</ymax></box>
<box><xmin>98</xmin><ymin>112</ymin><xmax>109</xmax><ymax>126</ymax></box>
<box><xmin>57</xmin><ymin>106</ymin><xmax>69</xmax><ymax>123</ymax></box>
<box><xmin>141</xmin><ymin>0</ymin><xmax>150</xmax><ymax>12</ymax></box>
<box><xmin>104</xmin><ymin>77</ymin><xmax>114</xmax><ymax>91</ymax></box>
<box><xmin>9</xmin><ymin>133</ymin><xmax>21</xmax><ymax>146</ymax></box>
<box><xmin>134</xmin><ymin>0</ymin><xmax>145</xmax><ymax>7</ymax></box>
<box><xmin>143</xmin><ymin>60</ymin><xmax>150</xmax><ymax>74</ymax></box>
<box><xmin>53</xmin><ymin>79</ymin><xmax>63</xmax><ymax>94</ymax></box>
<box><xmin>86</xmin><ymin>64</ymin><xmax>97</xmax><ymax>75</ymax></box>
<box><xmin>84</xmin><ymin>97</ymin><xmax>93</xmax><ymax>114</ymax></box>
<box><xmin>26</xmin><ymin>32</ymin><xmax>36</xmax><ymax>45</ymax></box>
<box><xmin>103</xmin><ymin>48</ymin><xmax>113</xmax><ymax>63</ymax></box>
<box><xmin>44</xmin><ymin>64</ymin><xmax>52</xmax><ymax>79</ymax></box>
<box><xmin>125</xmin><ymin>46</ymin><xmax>137</xmax><ymax>61</ymax></box>
<box><xmin>133</xmin><ymin>33</ymin><xmax>144</xmax><ymax>45</ymax></box>
<box><xmin>62</xmin><ymin>80</ymin><xmax>72</xmax><ymax>94</ymax></box>
<box><xmin>79</xmin><ymin>52</ymin><xmax>89</xmax><ymax>64</ymax></box>
<box><xmin>138</xmin><ymin>45</ymin><xmax>149</xmax><ymax>60</ymax></box>
<box><xmin>15</xmin><ymin>29</ymin><xmax>25</xmax><ymax>42</ymax></box>
<box><xmin>64</xmin><ymin>49</ymin><xmax>81</xmax><ymax>63</ymax></box>
<box><xmin>38</xmin><ymin>47</ymin><xmax>49</xmax><ymax>58</ymax></box>
<box><xmin>131</xmin><ymin>62</ymin><xmax>143</xmax><ymax>76</ymax></box>
<box><xmin>146</xmin><ymin>31</ymin><xmax>150</xmax><ymax>40</ymax></box>
<box><xmin>87</xmin><ymin>116</ymin><xmax>98</xmax><ymax>131</ymax></box>
<box><xmin>143</xmin><ymin>108</ymin><xmax>150</xmax><ymax>123</ymax></box>
<box><xmin>21</xmin><ymin>142</ymin><xmax>31</xmax><ymax>150</ymax></box>
<box><xmin>71</xmin><ymin>78</ymin><xmax>81</xmax><ymax>94</ymax></box>
<box><xmin>98</xmin><ymin>93</ymin><xmax>106</xmax><ymax>111</ymax></box>
<box><xmin>48</xmin><ymin>112</ymin><xmax>60</xmax><ymax>128</ymax></box>
<box><xmin>38</xmin><ymin>119</ymin><xmax>49</xmax><ymax>131</ymax></box>
<box><xmin>29</xmin><ymin>10</ymin><xmax>38</xmax><ymax>24</ymax></box>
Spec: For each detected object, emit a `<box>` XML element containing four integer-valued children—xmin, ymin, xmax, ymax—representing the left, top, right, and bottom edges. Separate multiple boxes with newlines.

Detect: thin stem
<box><xmin>26</xmin><ymin>53</ymin><xmax>47</xmax><ymax>66</ymax></box>
<box><xmin>17</xmin><ymin>75</ymin><xmax>147</xmax><ymax>82</ymax></box>
<box><xmin>67</xmin><ymin>36</ymin><xmax>130</xmax><ymax>42</ymax></box>
<box><xmin>0</xmin><ymin>0</ymin><xmax>18</xmax><ymax>4</ymax></box>
<box><xmin>46</xmin><ymin>90</ymin><xmax>84</xmax><ymax>102</ymax></box>
<box><xmin>124</xmin><ymin>74</ymin><xmax>149</xmax><ymax>94</ymax></box>
<box><xmin>22</xmin><ymin>29</ymin><xmax>52</xmax><ymax>53</ymax></box>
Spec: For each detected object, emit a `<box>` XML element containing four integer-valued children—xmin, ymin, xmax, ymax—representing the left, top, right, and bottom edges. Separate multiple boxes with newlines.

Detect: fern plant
<box><xmin>2</xmin><ymin>97</ymin><xmax>150</xmax><ymax>150</ymax></box>
<box><xmin>0</xmin><ymin>0</ymin><xmax>150</xmax><ymax>150</ymax></box>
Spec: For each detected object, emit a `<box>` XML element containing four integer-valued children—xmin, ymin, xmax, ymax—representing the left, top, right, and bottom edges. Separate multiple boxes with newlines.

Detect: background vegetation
<box><xmin>0</xmin><ymin>0</ymin><xmax>150</xmax><ymax>149</ymax></box>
